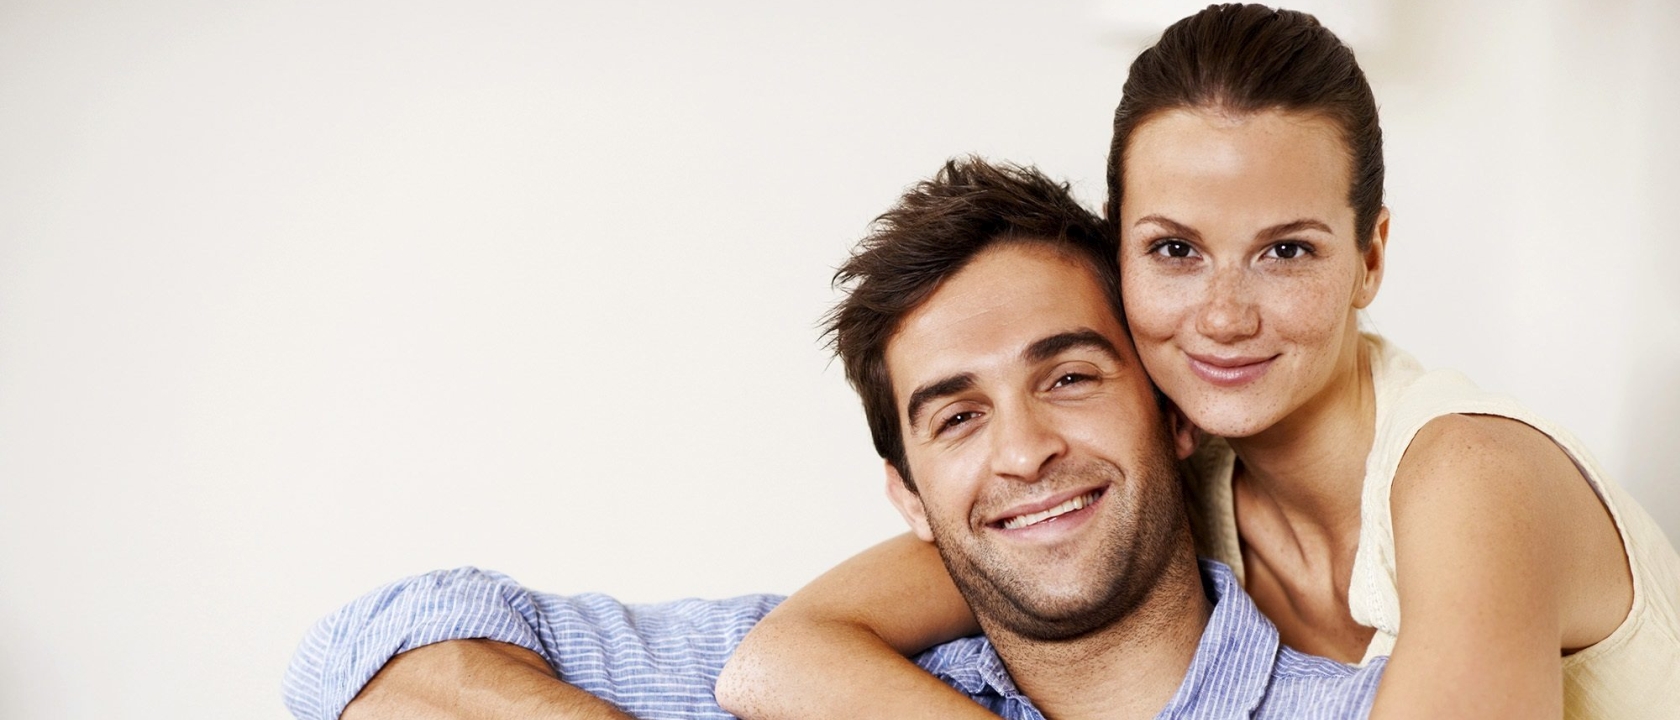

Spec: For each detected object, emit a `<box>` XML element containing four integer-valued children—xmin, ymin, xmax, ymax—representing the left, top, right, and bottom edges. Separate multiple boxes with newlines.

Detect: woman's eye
<box><xmin>1263</xmin><ymin>241</ymin><xmax>1311</xmax><ymax>260</ymax></box>
<box><xmin>1149</xmin><ymin>239</ymin><xmax>1197</xmax><ymax>259</ymax></box>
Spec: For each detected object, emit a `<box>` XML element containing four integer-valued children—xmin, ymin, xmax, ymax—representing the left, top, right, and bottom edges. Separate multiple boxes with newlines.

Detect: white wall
<box><xmin>0</xmin><ymin>1</ymin><xmax>1674</xmax><ymax>717</ymax></box>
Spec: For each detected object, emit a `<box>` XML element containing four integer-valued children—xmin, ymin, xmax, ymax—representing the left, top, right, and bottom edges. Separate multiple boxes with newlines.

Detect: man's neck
<box><xmin>983</xmin><ymin>546</ymin><xmax>1212</xmax><ymax>720</ymax></box>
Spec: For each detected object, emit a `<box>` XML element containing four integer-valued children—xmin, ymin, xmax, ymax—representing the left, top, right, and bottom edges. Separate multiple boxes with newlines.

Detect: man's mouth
<box><xmin>996</xmin><ymin>489</ymin><xmax>1104</xmax><ymax>530</ymax></box>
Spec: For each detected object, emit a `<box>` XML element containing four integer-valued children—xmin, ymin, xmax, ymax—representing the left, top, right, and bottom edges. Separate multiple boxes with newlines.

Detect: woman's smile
<box><xmin>1185</xmin><ymin>352</ymin><xmax>1277</xmax><ymax>387</ymax></box>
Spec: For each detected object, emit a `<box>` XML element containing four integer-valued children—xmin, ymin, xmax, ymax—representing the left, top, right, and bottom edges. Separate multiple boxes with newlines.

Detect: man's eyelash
<box><xmin>937</xmin><ymin>411</ymin><xmax>977</xmax><ymax>435</ymax></box>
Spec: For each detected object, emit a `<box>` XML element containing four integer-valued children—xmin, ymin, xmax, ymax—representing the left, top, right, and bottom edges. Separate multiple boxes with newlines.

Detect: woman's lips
<box><xmin>1186</xmin><ymin>352</ymin><xmax>1276</xmax><ymax>387</ymax></box>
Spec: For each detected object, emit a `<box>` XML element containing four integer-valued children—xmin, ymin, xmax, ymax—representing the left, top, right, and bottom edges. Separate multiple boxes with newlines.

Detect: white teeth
<box><xmin>1001</xmin><ymin>491</ymin><xmax>1099</xmax><ymax>530</ymax></box>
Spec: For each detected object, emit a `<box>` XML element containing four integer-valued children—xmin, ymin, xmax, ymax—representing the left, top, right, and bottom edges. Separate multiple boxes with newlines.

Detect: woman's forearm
<box><xmin>716</xmin><ymin>616</ymin><xmax>1000</xmax><ymax>719</ymax></box>
<box><xmin>716</xmin><ymin>533</ymin><xmax>993</xmax><ymax>719</ymax></box>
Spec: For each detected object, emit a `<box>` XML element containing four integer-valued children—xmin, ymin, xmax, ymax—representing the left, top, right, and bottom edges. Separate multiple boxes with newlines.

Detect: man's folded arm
<box><xmin>283</xmin><ymin>567</ymin><xmax>569</xmax><ymax>720</ymax></box>
<box><xmin>342</xmin><ymin>638</ymin><xmax>633</xmax><ymax>720</ymax></box>
<box><xmin>282</xmin><ymin>566</ymin><xmax>783</xmax><ymax>720</ymax></box>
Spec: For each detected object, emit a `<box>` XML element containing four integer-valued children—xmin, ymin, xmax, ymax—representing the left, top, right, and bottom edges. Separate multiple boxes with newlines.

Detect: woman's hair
<box><xmin>1106</xmin><ymin>3</ymin><xmax>1384</xmax><ymax>248</ymax></box>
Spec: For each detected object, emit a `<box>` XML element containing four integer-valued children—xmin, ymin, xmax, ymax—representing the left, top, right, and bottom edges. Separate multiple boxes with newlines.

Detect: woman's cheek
<box><xmin>1264</xmin><ymin>274</ymin><xmax>1352</xmax><ymax>353</ymax></box>
<box><xmin>1121</xmin><ymin>271</ymin><xmax>1186</xmax><ymax>341</ymax></box>
<box><xmin>1122</xmin><ymin>310</ymin><xmax>1176</xmax><ymax>381</ymax></box>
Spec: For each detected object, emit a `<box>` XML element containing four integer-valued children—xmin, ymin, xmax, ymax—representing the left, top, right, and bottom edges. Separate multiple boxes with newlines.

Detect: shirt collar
<box><xmin>1153</xmin><ymin>559</ymin><xmax>1279</xmax><ymax>718</ymax></box>
<box><xmin>925</xmin><ymin>559</ymin><xmax>1278</xmax><ymax>719</ymax></box>
<box><xmin>917</xmin><ymin>632</ymin><xmax>1018</xmax><ymax>698</ymax></box>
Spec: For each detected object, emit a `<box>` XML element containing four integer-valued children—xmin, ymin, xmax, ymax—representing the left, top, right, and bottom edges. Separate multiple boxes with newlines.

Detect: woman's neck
<box><xmin>1225</xmin><ymin>333</ymin><xmax>1376</xmax><ymax>542</ymax></box>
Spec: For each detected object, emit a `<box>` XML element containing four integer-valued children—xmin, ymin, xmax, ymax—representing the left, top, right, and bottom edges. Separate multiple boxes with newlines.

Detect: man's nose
<box><xmin>989</xmin><ymin>403</ymin><xmax>1067</xmax><ymax>482</ymax></box>
<box><xmin>1195</xmin><ymin>266</ymin><xmax>1260</xmax><ymax>343</ymax></box>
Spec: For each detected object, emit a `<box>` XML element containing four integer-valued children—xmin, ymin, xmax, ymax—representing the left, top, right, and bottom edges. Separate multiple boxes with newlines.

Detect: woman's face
<box><xmin>1117</xmin><ymin>108</ymin><xmax>1386</xmax><ymax>439</ymax></box>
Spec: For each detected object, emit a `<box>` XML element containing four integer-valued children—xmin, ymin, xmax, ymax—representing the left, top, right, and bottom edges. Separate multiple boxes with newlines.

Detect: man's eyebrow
<box><xmin>1257</xmin><ymin>218</ymin><xmax>1334</xmax><ymax>242</ymax></box>
<box><xmin>1023</xmin><ymin>329</ymin><xmax>1124</xmax><ymax>365</ymax></box>
<box><xmin>903</xmin><ymin>331</ymin><xmax>1121</xmax><ymax>430</ymax></box>
<box><xmin>1133</xmin><ymin>214</ymin><xmax>1200</xmax><ymax>241</ymax></box>
<box><xmin>905</xmin><ymin>373</ymin><xmax>976</xmax><ymax>431</ymax></box>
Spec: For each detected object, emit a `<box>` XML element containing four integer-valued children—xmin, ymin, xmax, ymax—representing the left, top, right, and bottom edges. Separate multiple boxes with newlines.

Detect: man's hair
<box><xmin>823</xmin><ymin>157</ymin><xmax>1116</xmax><ymax>489</ymax></box>
<box><xmin>1107</xmin><ymin>3</ymin><xmax>1384</xmax><ymax>248</ymax></box>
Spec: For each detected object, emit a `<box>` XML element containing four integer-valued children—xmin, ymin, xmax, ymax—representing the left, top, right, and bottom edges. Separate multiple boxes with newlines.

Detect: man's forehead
<box><xmin>883</xmin><ymin>244</ymin><xmax>1127</xmax><ymax>392</ymax></box>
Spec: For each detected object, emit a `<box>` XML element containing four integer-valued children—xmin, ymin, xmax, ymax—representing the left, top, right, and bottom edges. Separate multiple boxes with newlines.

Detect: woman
<box><xmin>714</xmin><ymin>5</ymin><xmax>1680</xmax><ymax>719</ymax></box>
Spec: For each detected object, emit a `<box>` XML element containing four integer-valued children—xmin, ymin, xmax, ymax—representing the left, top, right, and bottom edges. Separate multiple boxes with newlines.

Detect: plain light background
<box><xmin>1</xmin><ymin>0</ymin><xmax>1676</xmax><ymax>717</ymax></box>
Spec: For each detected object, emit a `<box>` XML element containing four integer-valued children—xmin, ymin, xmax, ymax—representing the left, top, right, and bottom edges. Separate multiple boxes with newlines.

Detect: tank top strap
<box><xmin>1347</xmin><ymin>337</ymin><xmax>1487</xmax><ymax>658</ymax></box>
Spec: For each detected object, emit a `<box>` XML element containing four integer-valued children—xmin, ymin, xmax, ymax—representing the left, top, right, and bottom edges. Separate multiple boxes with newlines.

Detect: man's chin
<box><xmin>960</xmin><ymin>572</ymin><xmax>1135</xmax><ymax>642</ymax></box>
<box><xmin>988</xmin><ymin>592</ymin><xmax>1129</xmax><ymax>642</ymax></box>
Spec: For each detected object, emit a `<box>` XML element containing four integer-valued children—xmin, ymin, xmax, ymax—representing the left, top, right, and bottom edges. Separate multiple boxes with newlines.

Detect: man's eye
<box><xmin>937</xmin><ymin>411</ymin><xmax>979</xmax><ymax>435</ymax></box>
<box><xmin>1052</xmin><ymin>373</ymin><xmax>1093</xmax><ymax>389</ymax></box>
<box><xmin>1149</xmin><ymin>239</ymin><xmax>1197</xmax><ymax>259</ymax></box>
<box><xmin>1262</xmin><ymin>241</ymin><xmax>1311</xmax><ymax>260</ymax></box>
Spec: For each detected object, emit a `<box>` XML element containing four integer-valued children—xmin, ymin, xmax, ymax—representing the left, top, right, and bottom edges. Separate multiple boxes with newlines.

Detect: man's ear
<box><xmin>884</xmin><ymin>462</ymin><xmax>934</xmax><ymax>542</ymax></box>
<box><xmin>1354</xmin><ymin>207</ymin><xmax>1389</xmax><ymax>309</ymax></box>
<box><xmin>1166</xmin><ymin>401</ymin><xmax>1200</xmax><ymax>461</ymax></box>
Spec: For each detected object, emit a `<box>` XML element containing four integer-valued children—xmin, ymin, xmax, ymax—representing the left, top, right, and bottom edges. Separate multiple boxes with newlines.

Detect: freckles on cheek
<box><xmin>1270</xmin><ymin>281</ymin><xmax>1351</xmax><ymax>344</ymax></box>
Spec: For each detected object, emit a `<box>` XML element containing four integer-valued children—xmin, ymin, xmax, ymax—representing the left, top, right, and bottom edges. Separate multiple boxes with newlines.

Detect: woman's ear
<box><xmin>884</xmin><ymin>462</ymin><xmax>934</xmax><ymax>542</ymax></box>
<box><xmin>1354</xmin><ymin>207</ymin><xmax>1390</xmax><ymax>309</ymax></box>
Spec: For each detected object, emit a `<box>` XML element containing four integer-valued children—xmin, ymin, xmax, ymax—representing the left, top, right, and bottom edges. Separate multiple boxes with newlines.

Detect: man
<box><xmin>284</xmin><ymin>159</ymin><xmax>1385</xmax><ymax>720</ymax></box>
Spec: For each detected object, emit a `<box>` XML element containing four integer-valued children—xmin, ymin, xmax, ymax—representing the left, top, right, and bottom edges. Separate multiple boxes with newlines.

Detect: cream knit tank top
<box><xmin>1184</xmin><ymin>333</ymin><xmax>1680</xmax><ymax>718</ymax></box>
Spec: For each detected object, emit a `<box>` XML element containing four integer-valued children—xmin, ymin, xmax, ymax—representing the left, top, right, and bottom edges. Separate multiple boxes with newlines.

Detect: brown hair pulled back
<box><xmin>1107</xmin><ymin>3</ymin><xmax>1384</xmax><ymax>248</ymax></box>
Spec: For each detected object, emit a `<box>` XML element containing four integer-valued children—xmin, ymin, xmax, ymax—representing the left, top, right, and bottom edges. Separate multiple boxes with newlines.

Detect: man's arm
<box><xmin>283</xmin><ymin>567</ymin><xmax>558</xmax><ymax>720</ymax></box>
<box><xmin>342</xmin><ymin>640</ymin><xmax>631</xmax><ymax>720</ymax></box>
<box><xmin>283</xmin><ymin>566</ymin><xmax>782</xmax><ymax>720</ymax></box>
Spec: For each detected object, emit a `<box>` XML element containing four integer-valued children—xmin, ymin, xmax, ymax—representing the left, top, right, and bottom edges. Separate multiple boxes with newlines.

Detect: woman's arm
<box><xmin>1370</xmin><ymin>414</ymin><xmax>1633</xmax><ymax>719</ymax></box>
<box><xmin>715</xmin><ymin>532</ymin><xmax>999</xmax><ymax>720</ymax></box>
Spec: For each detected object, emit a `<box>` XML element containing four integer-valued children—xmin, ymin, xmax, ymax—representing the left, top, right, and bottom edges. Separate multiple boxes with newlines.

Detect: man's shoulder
<box><xmin>1194</xmin><ymin>558</ymin><xmax>1385</xmax><ymax>718</ymax></box>
<box><xmin>1257</xmin><ymin>651</ymin><xmax>1386</xmax><ymax>718</ymax></box>
<box><xmin>561</xmin><ymin>592</ymin><xmax>786</xmax><ymax>648</ymax></box>
<box><xmin>568</xmin><ymin>592</ymin><xmax>787</xmax><ymax>623</ymax></box>
<box><xmin>1270</xmin><ymin>646</ymin><xmax>1386</xmax><ymax>680</ymax></box>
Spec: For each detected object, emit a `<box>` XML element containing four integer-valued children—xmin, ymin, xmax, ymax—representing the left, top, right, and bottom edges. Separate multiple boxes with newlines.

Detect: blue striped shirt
<box><xmin>283</xmin><ymin>560</ymin><xmax>1384</xmax><ymax>719</ymax></box>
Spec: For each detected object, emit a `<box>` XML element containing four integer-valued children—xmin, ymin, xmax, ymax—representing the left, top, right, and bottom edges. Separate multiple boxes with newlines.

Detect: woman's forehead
<box><xmin>1119</xmin><ymin>108</ymin><xmax>1355</xmax><ymax>226</ymax></box>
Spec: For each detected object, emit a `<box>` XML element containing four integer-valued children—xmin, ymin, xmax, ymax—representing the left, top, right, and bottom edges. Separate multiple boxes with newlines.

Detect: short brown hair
<box><xmin>824</xmin><ymin>158</ymin><xmax>1115</xmax><ymax>489</ymax></box>
<box><xmin>1107</xmin><ymin>3</ymin><xmax>1384</xmax><ymax>248</ymax></box>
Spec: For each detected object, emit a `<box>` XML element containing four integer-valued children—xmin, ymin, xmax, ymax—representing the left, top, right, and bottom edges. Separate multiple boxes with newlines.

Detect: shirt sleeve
<box><xmin>280</xmin><ymin>567</ymin><xmax>782</xmax><ymax>720</ymax></box>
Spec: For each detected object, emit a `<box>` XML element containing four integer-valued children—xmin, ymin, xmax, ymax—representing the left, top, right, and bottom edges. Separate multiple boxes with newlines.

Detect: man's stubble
<box><xmin>923</xmin><ymin>428</ymin><xmax>1187</xmax><ymax>643</ymax></box>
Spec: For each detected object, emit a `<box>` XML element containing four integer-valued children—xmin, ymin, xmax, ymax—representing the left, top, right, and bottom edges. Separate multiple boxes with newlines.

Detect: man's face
<box><xmin>883</xmin><ymin>242</ymin><xmax>1195</xmax><ymax>641</ymax></box>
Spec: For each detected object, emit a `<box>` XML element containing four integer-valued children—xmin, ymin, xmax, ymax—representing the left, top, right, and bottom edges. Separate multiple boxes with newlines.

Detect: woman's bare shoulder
<box><xmin>1390</xmin><ymin>412</ymin><xmax>1632</xmax><ymax>650</ymax></box>
<box><xmin>1395</xmin><ymin>413</ymin><xmax>1577</xmax><ymax>497</ymax></box>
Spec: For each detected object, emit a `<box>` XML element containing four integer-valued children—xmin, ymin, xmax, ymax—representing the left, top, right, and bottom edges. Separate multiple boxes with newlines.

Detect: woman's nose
<box><xmin>1195</xmin><ymin>268</ymin><xmax>1260</xmax><ymax>343</ymax></box>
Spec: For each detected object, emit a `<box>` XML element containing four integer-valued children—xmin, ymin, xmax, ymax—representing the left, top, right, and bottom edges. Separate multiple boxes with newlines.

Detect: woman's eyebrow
<box><xmin>1256</xmin><ymin>218</ymin><xmax>1334</xmax><ymax>242</ymax></box>
<box><xmin>1133</xmin><ymin>214</ymin><xmax>1200</xmax><ymax>241</ymax></box>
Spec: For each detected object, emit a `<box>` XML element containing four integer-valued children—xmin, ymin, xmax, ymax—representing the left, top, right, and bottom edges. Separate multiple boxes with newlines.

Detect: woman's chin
<box><xmin>1176</xmin><ymin>398</ymin><xmax>1284</xmax><ymax>440</ymax></box>
<box><xmin>1196</xmin><ymin>419</ymin><xmax>1268</xmax><ymax>440</ymax></box>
